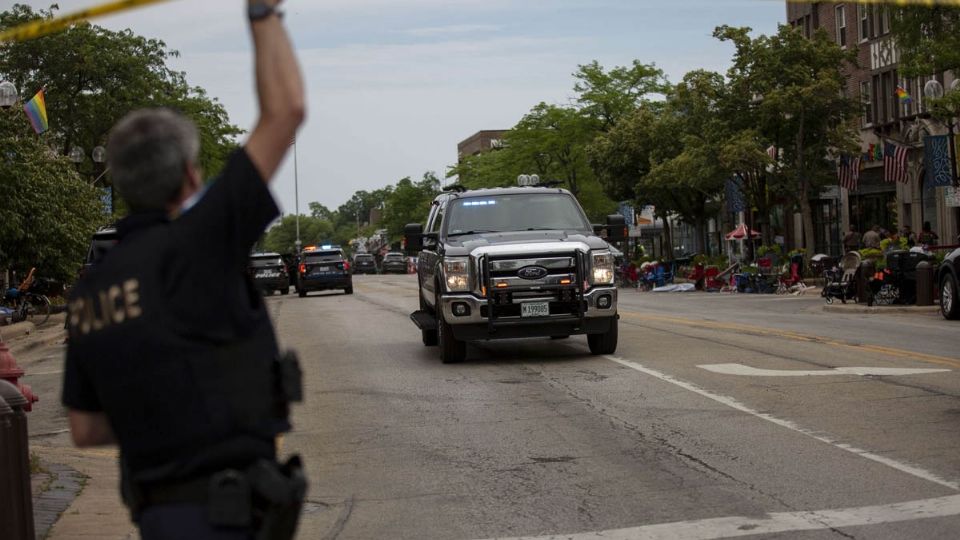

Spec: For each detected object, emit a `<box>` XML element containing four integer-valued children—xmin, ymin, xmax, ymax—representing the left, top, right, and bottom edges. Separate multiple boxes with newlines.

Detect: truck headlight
<box><xmin>444</xmin><ymin>257</ymin><xmax>471</xmax><ymax>292</ymax></box>
<box><xmin>591</xmin><ymin>251</ymin><xmax>615</xmax><ymax>285</ymax></box>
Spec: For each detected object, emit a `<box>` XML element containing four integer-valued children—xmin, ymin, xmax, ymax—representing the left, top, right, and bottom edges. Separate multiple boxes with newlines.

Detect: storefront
<box><xmin>848</xmin><ymin>166</ymin><xmax>898</xmax><ymax>234</ymax></box>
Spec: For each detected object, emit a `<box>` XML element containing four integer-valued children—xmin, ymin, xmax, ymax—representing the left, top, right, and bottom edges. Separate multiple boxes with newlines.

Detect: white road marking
<box><xmin>604</xmin><ymin>356</ymin><xmax>959</xmax><ymax>491</ymax></box>
<box><xmin>699</xmin><ymin>363</ymin><xmax>950</xmax><ymax>377</ymax></box>
<box><xmin>479</xmin><ymin>494</ymin><xmax>960</xmax><ymax>540</ymax></box>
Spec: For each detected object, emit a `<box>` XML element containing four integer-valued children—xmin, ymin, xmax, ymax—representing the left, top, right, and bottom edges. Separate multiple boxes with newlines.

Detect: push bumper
<box><xmin>436</xmin><ymin>287</ymin><xmax>617</xmax><ymax>341</ymax></box>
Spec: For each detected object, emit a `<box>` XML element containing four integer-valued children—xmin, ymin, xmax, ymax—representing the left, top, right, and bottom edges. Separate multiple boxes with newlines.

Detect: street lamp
<box><xmin>0</xmin><ymin>81</ymin><xmax>17</xmax><ymax>109</ymax></box>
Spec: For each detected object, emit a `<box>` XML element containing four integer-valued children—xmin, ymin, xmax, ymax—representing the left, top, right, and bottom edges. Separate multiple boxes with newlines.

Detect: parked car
<box><xmin>382</xmin><ymin>252</ymin><xmax>407</xmax><ymax>274</ymax></box>
<box><xmin>297</xmin><ymin>247</ymin><xmax>353</xmax><ymax>296</ymax></box>
<box><xmin>352</xmin><ymin>253</ymin><xmax>378</xmax><ymax>274</ymax></box>
<box><xmin>248</xmin><ymin>252</ymin><xmax>289</xmax><ymax>295</ymax></box>
<box><xmin>938</xmin><ymin>247</ymin><xmax>959</xmax><ymax>320</ymax></box>
<box><xmin>81</xmin><ymin>226</ymin><xmax>118</xmax><ymax>278</ymax></box>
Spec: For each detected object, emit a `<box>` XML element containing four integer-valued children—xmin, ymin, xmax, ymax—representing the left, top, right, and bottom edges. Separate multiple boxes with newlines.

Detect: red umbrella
<box><xmin>725</xmin><ymin>224</ymin><xmax>761</xmax><ymax>241</ymax></box>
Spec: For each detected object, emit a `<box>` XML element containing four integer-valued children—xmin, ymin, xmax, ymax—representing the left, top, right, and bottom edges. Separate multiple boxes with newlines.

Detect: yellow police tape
<box><xmin>0</xmin><ymin>0</ymin><xmax>173</xmax><ymax>43</ymax></box>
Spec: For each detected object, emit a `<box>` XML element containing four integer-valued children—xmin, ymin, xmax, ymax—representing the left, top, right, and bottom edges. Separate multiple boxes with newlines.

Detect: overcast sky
<box><xmin>16</xmin><ymin>0</ymin><xmax>784</xmax><ymax>214</ymax></box>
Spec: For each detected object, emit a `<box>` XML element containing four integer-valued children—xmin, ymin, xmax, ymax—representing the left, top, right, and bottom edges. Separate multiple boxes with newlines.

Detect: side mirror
<box><xmin>404</xmin><ymin>223</ymin><xmax>424</xmax><ymax>255</ymax></box>
<box><xmin>605</xmin><ymin>214</ymin><xmax>627</xmax><ymax>243</ymax></box>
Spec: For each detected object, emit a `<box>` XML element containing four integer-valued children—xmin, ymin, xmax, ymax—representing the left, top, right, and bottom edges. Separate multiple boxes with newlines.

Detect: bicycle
<box><xmin>2</xmin><ymin>268</ymin><xmax>52</xmax><ymax>325</ymax></box>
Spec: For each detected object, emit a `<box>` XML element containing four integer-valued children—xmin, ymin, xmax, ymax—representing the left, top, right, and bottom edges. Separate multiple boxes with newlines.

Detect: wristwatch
<box><xmin>248</xmin><ymin>2</ymin><xmax>279</xmax><ymax>22</ymax></box>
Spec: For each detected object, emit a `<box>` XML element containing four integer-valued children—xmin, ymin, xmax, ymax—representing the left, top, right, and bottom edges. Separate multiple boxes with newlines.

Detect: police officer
<box><xmin>61</xmin><ymin>1</ymin><xmax>305</xmax><ymax>538</ymax></box>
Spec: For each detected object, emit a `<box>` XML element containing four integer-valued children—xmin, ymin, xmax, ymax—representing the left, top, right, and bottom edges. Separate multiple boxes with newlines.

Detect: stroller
<box><xmin>821</xmin><ymin>251</ymin><xmax>861</xmax><ymax>304</ymax></box>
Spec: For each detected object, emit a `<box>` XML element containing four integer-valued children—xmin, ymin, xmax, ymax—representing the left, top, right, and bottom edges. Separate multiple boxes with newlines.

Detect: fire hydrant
<box><xmin>0</xmin><ymin>339</ymin><xmax>38</xmax><ymax>412</ymax></box>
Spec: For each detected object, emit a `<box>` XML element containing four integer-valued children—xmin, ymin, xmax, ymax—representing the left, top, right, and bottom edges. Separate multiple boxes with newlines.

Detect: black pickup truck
<box><xmin>405</xmin><ymin>181</ymin><xmax>625</xmax><ymax>363</ymax></box>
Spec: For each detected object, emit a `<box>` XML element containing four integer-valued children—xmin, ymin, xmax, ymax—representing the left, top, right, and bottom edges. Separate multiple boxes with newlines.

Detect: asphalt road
<box><xmin>274</xmin><ymin>274</ymin><xmax>960</xmax><ymax>539</ymax></box>
<box><xmin>14</xmin><ymin>275</ymin><xmax>960</xmax><ymax>539</ymax></box>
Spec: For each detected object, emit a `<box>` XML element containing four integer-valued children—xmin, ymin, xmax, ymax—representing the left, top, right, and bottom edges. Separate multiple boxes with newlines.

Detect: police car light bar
<box><xmin>517</xmin><ymin>174</ymin><xmax>540</xmax><ymax>186</ymax></box>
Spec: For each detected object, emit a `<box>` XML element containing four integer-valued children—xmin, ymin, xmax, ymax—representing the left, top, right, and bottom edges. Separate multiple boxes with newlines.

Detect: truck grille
<box><xmin>478</xmin><ymin>251</ymin><xmax>587</xmax><ymax>324</ymax></box>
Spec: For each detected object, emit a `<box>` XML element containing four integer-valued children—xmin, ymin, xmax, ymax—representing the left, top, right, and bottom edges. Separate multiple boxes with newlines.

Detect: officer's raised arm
<box><xmin>244</xmin><ymin>0</ymin><xmax>306</xmax><ymax>182</ymax></box>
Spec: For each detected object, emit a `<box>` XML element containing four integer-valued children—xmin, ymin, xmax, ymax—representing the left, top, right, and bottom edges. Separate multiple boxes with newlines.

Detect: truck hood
<box><xmin>443</xmin><ymin>230</ymin><xmax>609</xmax><ymax>257</ymax></box>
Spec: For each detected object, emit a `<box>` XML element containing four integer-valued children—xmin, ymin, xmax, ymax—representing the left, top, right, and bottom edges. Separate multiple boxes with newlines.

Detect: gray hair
<box><xmin>107</xmin><ymin>109</ymin><xmax>200</xmax><ymax>212</ymax></box>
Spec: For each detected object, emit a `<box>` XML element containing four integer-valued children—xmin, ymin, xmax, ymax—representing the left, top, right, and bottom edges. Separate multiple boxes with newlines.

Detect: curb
<box><xmin>822</xmin><ymin>304</ymin><xmax>941</xmax><ymax>314</ymax></box>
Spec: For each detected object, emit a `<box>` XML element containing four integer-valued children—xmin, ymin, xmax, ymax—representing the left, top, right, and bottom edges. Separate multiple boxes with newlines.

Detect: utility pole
<box><xmin>293</xmin><ymin>136</ymin><xmax>301</xmax><ymax>254</ymax></box>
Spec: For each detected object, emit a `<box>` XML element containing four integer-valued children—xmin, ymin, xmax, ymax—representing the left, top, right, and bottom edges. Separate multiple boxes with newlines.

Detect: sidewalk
<box><xmin>31</xmin><ymin>445</ymin><xmax>137</xmax><ymax>540</ymax></box>
<box><xmin>1</xmin><ymin>316</ymin><xmax>136</xmax><ymax>539</ymax></box>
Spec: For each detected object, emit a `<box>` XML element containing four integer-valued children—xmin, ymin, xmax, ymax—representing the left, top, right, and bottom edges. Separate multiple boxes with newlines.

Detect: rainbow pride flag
<box><xmin>23</xmin><ymin>89</ymin><xmax>48</xmax><ymax>134</ymax></box>
<box><xmin>895</xmin><ymin>85</ymin><xmax>912</xmax><ymax>105</ymax></box>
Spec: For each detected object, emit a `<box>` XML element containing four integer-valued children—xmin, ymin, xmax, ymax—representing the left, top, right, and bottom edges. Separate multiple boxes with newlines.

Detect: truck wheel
<box><xmin>420</xmin><ymin>291</ymin><xmax>438</xmax><ymax>346</ymax></box>
<box><xmin>436</xmin><ymin>292</ymin><xmax>465</xmax><ymax>363</ymax></box>
<box><xmin>942</xmin><ymin>273</ymin><xmax>959</xmax><ymax>320</ymax></box>
<box><xmin>587</xmin><ymin>318</ymin><xmax>618</xmax><ymax>355</ymax></box>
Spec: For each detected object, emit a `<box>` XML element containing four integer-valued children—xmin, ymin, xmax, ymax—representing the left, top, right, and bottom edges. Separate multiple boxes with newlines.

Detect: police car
<box><xmin>296</xmin><ymin>246</ymin><xmax>353</xmax><ymax>297</ymax></box>
<box><xmin>248</xmin><ymin>252</ymin><xmax>290</xmax><ymax>295</ymax></box>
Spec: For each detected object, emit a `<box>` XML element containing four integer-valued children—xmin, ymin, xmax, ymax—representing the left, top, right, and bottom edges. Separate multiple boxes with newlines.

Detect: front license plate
<box><xmin>521</xmin><ymin>301</ymin><xmax>550</xmax><ymax>318</ymax></box>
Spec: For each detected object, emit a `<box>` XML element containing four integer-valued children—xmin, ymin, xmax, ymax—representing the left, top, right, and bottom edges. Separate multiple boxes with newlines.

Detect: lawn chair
<box><xmin>654</xmin><ymin>263</ymin><xmax>673</xmax><ymax>288</ymax></box>
<box><xmin>703</xmin><ymin>266</ymin><xmax>726</xmax><ymax>290</ymax></box>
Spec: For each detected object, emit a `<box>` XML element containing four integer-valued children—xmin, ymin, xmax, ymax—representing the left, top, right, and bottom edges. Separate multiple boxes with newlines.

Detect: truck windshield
<box><xmin>445</xmin><ymin>193</ymin><xmax>591</xmax><ymax>236</ymax></box>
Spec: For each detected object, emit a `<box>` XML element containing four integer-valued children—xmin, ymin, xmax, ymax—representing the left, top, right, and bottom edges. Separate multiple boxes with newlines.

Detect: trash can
<box><xmin>916</xmin><ymin>261</ymin><xmax>934</xmax><ymax>306</ymax></box>
<box><xmin>858</xmin><ymin>259</ymin><xmax>876</xmax><ymax>304</ymax></box>
<box><xmin>0</xmin><ymin>380</ymin><xmax>35</xmax><ymax>540</ymax></box>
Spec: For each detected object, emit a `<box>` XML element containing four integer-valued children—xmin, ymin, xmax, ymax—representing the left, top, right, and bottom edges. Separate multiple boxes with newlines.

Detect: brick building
<box><xmin>457</xmin><ymin>130</ymin><xmax>507</xmax><ymax>160</ymax></box>
<box><xmin>786</xmin><ymin>2</ymin><xmax>959</xmax><ymax>252</ymax></box>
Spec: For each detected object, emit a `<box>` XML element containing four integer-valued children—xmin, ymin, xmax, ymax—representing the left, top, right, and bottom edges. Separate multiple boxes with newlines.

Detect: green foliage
<box><xmin>573</xmin><ymin>60</ymin><xmax>668</xmax><ymax>130</ymax></box>
<box><xmin>381</xmin><ymin>173</ymin><xmax>440</xmax><ymax>239</ymax></box>
<box><xmin>715</xmin><ymin>24</ymin><xmax>859</xmax><ymax>258</ymax></box>
<box><xmin>262</xmin><ymin>215</ymin><xmax>334</xmax><ymax>254</ymax></box>
<box><xmin>0</xmin><ymin>109</ymin><xmax>107</xmax><ymax>281</ymax></box>
<box><xmin>0</xmin><ymin>4</ymin><xmax>242</xmax><ymax>185</ymax></box>
<box><xmin>891</xmin><ymin>6</ymin><xmax>960</xmax><ymax>77</ymax></box>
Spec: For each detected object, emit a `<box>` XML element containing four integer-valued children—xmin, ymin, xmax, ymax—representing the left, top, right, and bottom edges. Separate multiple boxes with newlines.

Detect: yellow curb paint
<box><xmin>621</xmin><ymin>311</ymin><xmax>960</xmax><ymax>370</ymax></box>
<box><xmin>0</xmin><ymin>0</ymin><xmax>174</xmax><ymax>43</ymax></box>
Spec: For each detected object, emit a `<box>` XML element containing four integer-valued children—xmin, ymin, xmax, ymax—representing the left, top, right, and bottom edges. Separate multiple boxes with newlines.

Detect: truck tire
<box><xmin>419</xmin><ymin>290</ymin><xmax>438</xmax><ymax>346</ymax></box>
<box><xmin>587</xmin><ymin>318</ymin><xmax>618</xmax><ymax>355</ymax></box>
<box><xmin>436</xmin><ymin>291</ymin><xmax>465</xmax><ymax>363</ymax></box>
<box><xmin>942</xmin><ymin>272</ymin><xmax>959</xmax><ymax>320</ymax></box>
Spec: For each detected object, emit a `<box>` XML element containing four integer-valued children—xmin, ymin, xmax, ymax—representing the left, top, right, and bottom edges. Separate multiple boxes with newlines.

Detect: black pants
<box><xmin>139</xmin><ymin>503</ymin><xmax>254</xmax><ymax>540</ymax></box>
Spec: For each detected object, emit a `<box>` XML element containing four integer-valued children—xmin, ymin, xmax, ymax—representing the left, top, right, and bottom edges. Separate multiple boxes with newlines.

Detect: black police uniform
<box><xmin>63</xmin><ymin>149</ymin><xmax>292</xmax><ymax>539</ymax></box>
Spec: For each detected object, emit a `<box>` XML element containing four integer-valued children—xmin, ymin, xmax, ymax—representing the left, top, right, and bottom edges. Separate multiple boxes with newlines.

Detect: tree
<box><xmin>382</xmin><ymin>172</ymin><xmax>440</xmax><ymax>239</ymax></box>
<box><xmin>715</xmin><ymin>24</ymin><xmax>859</xmax><ymax>258</ymax></box>
<box><xmin>0</xmin><ymin>109</ymin><xmax>107</xmax><ymax>281</ymax></box>
<box><xmin>262</xmin><ymin>215</ymin><xmax>334</xmax><ymax>254</ymax></box>
<box><xmin>891</xmin><ymin>5</ymin><xmax>960</xmax><ymax>77</ymax></box>
<box><xmin>0</xmin><ymin>4</ymin><xmax>241</xmax><ymax>182</ymax></box>
<box><xmin>573</xmin><ymin>60</ymin><xmax>668</xmax><ymax>130</ymax></box>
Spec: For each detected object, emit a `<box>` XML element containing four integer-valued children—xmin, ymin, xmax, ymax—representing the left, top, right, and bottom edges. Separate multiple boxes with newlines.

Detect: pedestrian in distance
<box><xmin>862</xmin><ymin>225</ymin><xmax>882</xmax><ymax>250</ymax></box>
<box><xmin>918</xmin><ymin>221</ymin><xmax>939</xmax><ymax>246</ymax></box>
<box><xmin>842</xmin><ymin>224</ymin><xmax>861</xmax><ymax>252</ymax></box>
<box><xmin>61</xmin><ymin>1</ymin><xmax>307</xmax><ymax>539</ymax></box>
<box><xmin>901</xmin><ymin>224</ymin><xmax>916</xmax><ymax>248</ymax></box>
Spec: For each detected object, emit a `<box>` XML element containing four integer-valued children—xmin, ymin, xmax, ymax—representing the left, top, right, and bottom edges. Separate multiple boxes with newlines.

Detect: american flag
<box><xmin>883</xmin><ymin>142</ymin><xmax>909</xmax><ymax>183</ymax></box>
<box><xmin>838</xmin><ymin>155</ymin><xmax>861</xmax><ymax>191</ymax></box>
